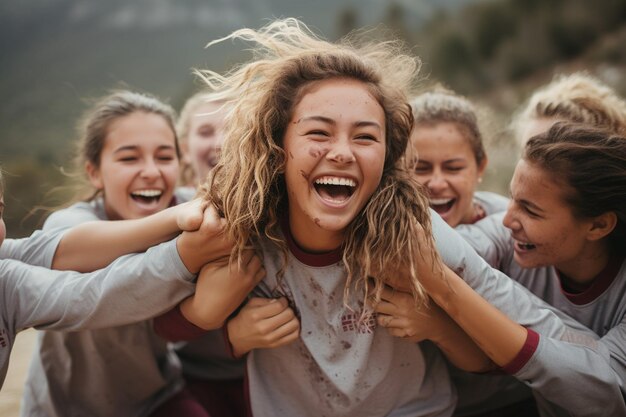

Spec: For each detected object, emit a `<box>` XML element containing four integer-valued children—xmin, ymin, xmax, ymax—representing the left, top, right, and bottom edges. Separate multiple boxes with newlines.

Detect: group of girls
<box><xmin>1</xmin><ymin>17</ymin><xmax>625</xmax><ymax>417</ymax></box>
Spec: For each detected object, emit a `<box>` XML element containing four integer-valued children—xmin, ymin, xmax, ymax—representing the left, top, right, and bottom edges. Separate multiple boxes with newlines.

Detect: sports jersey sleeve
<box><xmin>434</xmin><ymin>212</ymin><xmax>626</xmax><ymax>416</ymax></box>
<box><xmin>43</xmin><ymin>202</ymin><xmax>102</xmax><ymax>230</ymax></box>
<box><xmin>510</xmin><ymin>328</ymin><xmax>625</xmax><ymax>416</ymax></box>
<box><xmin>7</xmin><ymin>238</ymin><xmax>195</xmax><ymax>332</ymax></box>
<box><xmin>455</xmin><ymin>212</ymin><xmax>509</xmax><ymax>268</ymax></box>
<box><xmin>0</xmin><ymin>228</ymin><xmax>65</xmax><ymax>268</ymax></box>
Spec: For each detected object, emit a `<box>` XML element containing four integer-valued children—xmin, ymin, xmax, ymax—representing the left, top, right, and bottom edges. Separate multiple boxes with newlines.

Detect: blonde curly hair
<box><xmin>514</xmin><ymin>72</ymin><xmax>626</xmax><ymax>146</ymax></box>
<box><xmin>198</xmin><ymin>18</ymin><xmax>439</xmax><ymax>307</ymax></box>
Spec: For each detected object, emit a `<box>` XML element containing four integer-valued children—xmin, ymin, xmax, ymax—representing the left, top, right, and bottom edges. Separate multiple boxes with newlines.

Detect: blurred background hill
<box><xmin>1</xmin><ymin>0</ymin><xmax>625</xmax><ymax>237</ymax></box>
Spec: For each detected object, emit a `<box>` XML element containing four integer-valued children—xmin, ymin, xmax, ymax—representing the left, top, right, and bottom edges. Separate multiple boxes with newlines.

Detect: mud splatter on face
<box><xmin>314</xmin><ymin>218</ymin><xmax>320</xmax><ymax>226</ymax></box>
<box><xmin>289</xmin><ymin>151</ymin><xmax>294</xmax><ymax>159</ymax></box>
<box><xmin>300</xmin><ymin>170</ymin><xmax>310</xmax><ymax>181</ymax></box>
<box><xmin>308</xmin><ymin>145</ymin><xmax>329</xmax><ymax>158</ymax></box>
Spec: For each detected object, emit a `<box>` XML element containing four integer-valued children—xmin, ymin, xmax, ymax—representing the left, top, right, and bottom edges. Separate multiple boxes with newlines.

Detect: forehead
<box><xmin>412</xmin><ymin>122</ymin><xmax>474</xmax><ymax>156</ymax></box>
<box><xmin>105</xmin><ymin>112</ymin><xmax>176</xmax><ymax>148</ymax></box>
<box><xmin>292</xmin><ymin>78</ymin><xmax>385</xmax><ymax>121</ymax></box>
<box><xmin>512</xmin><ymin>159</ymin><xmax>570</xmax><ymax>201</ymax></box>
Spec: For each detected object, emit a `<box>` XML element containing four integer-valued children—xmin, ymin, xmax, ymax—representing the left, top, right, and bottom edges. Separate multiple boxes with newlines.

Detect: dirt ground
<box><xmin>0</xmin><ymin>328</ymin><xmax>37</xmax><ymax>417</ymax></box>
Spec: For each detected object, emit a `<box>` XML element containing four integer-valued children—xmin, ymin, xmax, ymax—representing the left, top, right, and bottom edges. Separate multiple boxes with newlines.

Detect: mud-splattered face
<box><xmin>283</xmin><ymin>78</ymin><xmax>386</xmax><ymax>252</ymax></box>
<box><xmin>503</xmin><ymin>159</ymin><xmax>595</xmax><ymax>276</ymax></box>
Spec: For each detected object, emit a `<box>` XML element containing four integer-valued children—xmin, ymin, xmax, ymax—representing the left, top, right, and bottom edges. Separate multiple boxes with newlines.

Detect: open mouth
<box><xmin>313</xmin><ymin>176</ymin><xmax>357</xmax><ymax>204</ymax></box>
<box><xmin>430</xmin><ymin>197</ymin><xmax>455</xmax><ymax>215</ymax></box>
<box><xmin>514</xmin><ymin>239</ymin><xmax>536</xmax><ymax>251</ymax></box>
<box><xmin>130</xmin><ymin>189</ymin><xmax>163</xmax><ymax>205</ymax></box>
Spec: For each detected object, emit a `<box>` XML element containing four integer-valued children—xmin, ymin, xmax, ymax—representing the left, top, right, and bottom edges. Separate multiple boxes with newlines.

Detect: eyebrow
<box><xmin>510</xmin><ymin>189</ymin><xmax>545</xmax><ymax>213</ymax></box>
<box><xmin>113</xmin><ymin>145</ymin><xmax>176</xmax><ymax>154</ymax></box>
<box><xmin>299</xmin><ymin>116</ymin><xmax>382</xmax><ymax>131</ymax></box>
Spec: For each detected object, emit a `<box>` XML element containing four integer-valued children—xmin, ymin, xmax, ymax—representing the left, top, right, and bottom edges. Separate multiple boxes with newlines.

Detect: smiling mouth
<box><xmin>130</xmin><ymin>189</ymin><xmax>163</xmax><ymax>205</ymax></box>
<box><xmin>313</xmin><ymin>176</ymin><xmax>357</xmax><ymax>204</ymax></box>
<box><xmin>430</xmin><ymin>197</ymin><xmax>455</xmax><ymax>215</ymax></box>
<box><xmin>514</xmin><ymin>239</ymin><xmax>536</xmax><ymax>251</ymax></box>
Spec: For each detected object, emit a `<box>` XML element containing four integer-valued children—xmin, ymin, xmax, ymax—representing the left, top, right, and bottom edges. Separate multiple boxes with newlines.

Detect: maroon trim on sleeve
<box><xmin>153</xmin><ymin>304</ymin><xmax>208</xmax><ymax>342</ymax></box>
<box><xmin>558</xmin><ymin>254</ymin><xmax>625</xmax><ymax>305</ymax></box>
<box><xmin>501</xmin><ymin>328</ymin><xmax>540</xmax><ymax>375</ymax></box>
<box><xmin>222</xmin><ymin>322</ymin><xmax>239</xmax><ymax>359</ymax></box>
<box><xmin>279</xmin><ymin>214</ymin><xmax>342</xmax><ymax>267</ymax></box>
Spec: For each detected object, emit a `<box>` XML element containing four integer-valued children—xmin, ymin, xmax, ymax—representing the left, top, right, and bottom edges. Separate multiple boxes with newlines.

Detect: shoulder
<box><xmin>174</xmin><ymin>187</ymin><xmax>197</xmax><ymax>204</ymax></box>
<box><xmin>474</xmin><ymin>191</ymin><xmax>509</xmax><ymax>216</ymax></box>
<box><xmin>43</xmin><ymin>200</ymin><xmax>103</xmax><ymax>230</ymax></box>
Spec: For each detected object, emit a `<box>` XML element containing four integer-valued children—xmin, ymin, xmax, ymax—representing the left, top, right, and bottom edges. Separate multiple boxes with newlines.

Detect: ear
<box><xmin>85</xmin><ymin>161</ymin><xmax>103</xmax><ymax>190</ymax></box>
<box><xmin>587</xmin><ymin>211</ymin><xmax>617</xmax><ymax>242</ymax></box>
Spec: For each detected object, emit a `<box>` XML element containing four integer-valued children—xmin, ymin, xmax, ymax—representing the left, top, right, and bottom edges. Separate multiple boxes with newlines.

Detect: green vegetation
<box><xmin>2</xmin><ymin>0</ymin><xmax>625</xmax><ymax>236</ymax></box>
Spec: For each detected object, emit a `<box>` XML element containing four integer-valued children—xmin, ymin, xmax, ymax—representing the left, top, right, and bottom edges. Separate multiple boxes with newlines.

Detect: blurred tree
<box><xmin>336</xmin><ymin>7</ymin><xmax>358</xmax><ymax>38</ymax></box>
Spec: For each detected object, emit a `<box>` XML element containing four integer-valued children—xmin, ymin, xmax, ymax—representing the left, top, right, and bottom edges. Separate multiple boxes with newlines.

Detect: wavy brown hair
<box><xmin>525</xmin><ymin>122</ymin><xmax>626</xmax><ymax>254</ymax></box>
<box><xmin>198</xmin><ymin>19</ymin><xmax>440</xmax><ymax>306</ymax></box>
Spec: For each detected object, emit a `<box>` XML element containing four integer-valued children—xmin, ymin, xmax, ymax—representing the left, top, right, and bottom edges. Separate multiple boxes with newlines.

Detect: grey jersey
<box><xmin>0</xmin><ymin>239</ymin><xmax>195</xmax><ymax>389</ymax></box>
<box><xmin>457</xmin><ymin>213</ymin><xmax>626</xmax><ymax>417</ymax></box>
<box><xmin>22</xmin><ymin>189</ymin><xmax>195</xmax><ymax>417</ymax></box>
<box><xmin>248</xmin><ymin>229</ymin><xmax>456</xmax><ymax>417</ymax></box>
<box><xmin>473</xmin><ymin>190</ymin><xmax>509</xmax><ymax>216</ymax></box>
<box><xmin>0</xmin><ymin>228</ymin><xmax>65</xmax><ymax>267</ymax></box>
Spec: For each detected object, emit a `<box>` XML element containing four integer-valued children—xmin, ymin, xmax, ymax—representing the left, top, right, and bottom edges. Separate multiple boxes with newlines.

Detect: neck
<box><xmin>287</xmin><ymin>213</ymin><xmax>343</xmax><ymax>253</ymax></box>
<box><xmin>556</xmin><ymin>241</ymin><xmax>611</xmax><ymax>290</ymax></box>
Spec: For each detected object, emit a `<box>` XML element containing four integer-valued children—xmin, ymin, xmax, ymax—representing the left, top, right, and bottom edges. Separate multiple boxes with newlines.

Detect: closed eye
<box><xmin>355</xmin><ymin>134</ymin><xmax>378</xmax><ymax>141</ymax></box>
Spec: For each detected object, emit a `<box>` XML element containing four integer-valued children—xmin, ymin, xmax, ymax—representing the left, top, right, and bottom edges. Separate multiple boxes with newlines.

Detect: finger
<box><xmin>267</xmin><ymin>316</ymin><xmax>300</xmax><ymax>341</ymax></box>
<box><xmin>237</xmin><ymin>250</ymin><xmax>255</xmax><ymax>269</ymax></box>
<box><xmin>252</xmin><ymin>266</ymin><xmax>266</xmax><ymax>285</ymax></box>
<box><xmin>376</xmin><ymin>314</ymin><xmax>406</xmax><ymax>329</ymax></box>
<box><xmin>251</xmin><ymin>297</ymin><xmax>290</xmax><ymax>319</ymax></box>
<box><xmin>267</xmin><ymin>324</ymin><xmax>300</xmax><ymax>348</ymax></box>
<box><xmin>245</xmin><ymin>297</ymin><xmax>274</xmax><ymax>308</ymax></box>
<box><xmin>203</xmin><ymin>203</ymin><xmax>226</xmax><ymax>233</ymax></box>
<box><xmin>373</xmin><ymin>300</ymin><xmax>397</xmax><ymax>316</ymax></box>
<box><xmin>261</xmin><ymin>304</ymin><xmax>296</xmax><ymax>329</ymax></box>
<box><xmin>379</xmin><ymin>286</ymin><xmax>397</xmax><ymax>302</ymax></box>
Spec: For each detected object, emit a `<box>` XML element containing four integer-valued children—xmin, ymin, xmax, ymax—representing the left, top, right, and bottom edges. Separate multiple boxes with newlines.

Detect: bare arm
<box><xmin>423</xmin><ymin>265</ymin><xmax>528</xmax><ymax>366</ymax></box>
<box><xmin>179</xmin><ymin>250</ymin><xmax>266</xmax><ymax>330</ymax></box>
<box><xmin>52</xmin><ymin>199</ymin><xmax>205</xmax><ymax>272</ymax></box>
<box><xmin>374</xmin><ymin>286</ymin><xmax>495</xmax><ymax>372</ymax></box>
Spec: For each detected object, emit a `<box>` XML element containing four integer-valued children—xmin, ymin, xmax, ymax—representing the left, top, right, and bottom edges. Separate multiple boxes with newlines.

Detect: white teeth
<box><xmin>314</xmin><ymin>176</ymin><xmax>356</xmax><ymax>187</ymax></box>
<box><xmin>131</xmin><ymin>189</ymin><xmax>162</xmax><ymax>198</ymax></box>
<box><xmin>430</xmin><ymin>198</ymin><xmax>453</xmax><ymax>205</ymax></box>
<box><xmin>515</xmin><ymin>239</ymin><xmax>535</xmax><ymax>249</ymax></box>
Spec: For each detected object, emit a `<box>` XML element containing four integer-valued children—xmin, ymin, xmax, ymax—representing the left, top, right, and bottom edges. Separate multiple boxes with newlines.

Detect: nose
<box><xmin>426</xmin><ymin>170</ymin><xmax>447</xmax><ymax>193</ymax></box>
<box><xmin>326</xmin><ymin>138</ymin><xmax>355</xmax><ymax>165</ymax></box>
<box><xmin>502</xmin><ymin>202</ymin><xmax>520</xmax><ymax>231</ymax></box>
<box><xmin>140</xmin><ymin>158</ymin><xmax>161</xmax><ymax>179</ymax></box>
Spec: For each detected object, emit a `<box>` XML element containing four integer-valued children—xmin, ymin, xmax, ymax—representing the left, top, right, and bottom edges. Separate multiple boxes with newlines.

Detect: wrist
<box><xmin>176</xmin><ymin>235</ymin><xmax>201</xmax><ymax>274</ymax></box>
<box><xmin>180</xmin><ymin>296</ymin><xmax>224</xmax><ymax>330</ymax></box>
<box><xmin>227</xmin><ymin>317</ymin><xmax>251</xmax><ymax>357</ymax></box>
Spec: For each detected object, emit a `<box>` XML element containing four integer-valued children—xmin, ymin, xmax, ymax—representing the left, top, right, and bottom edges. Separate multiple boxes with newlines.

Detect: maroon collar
<box><xmin>557</xmin><ymin>253</ymin><xmax>625</xmax><ymax>305</ymax></box>
<box><xmin>279</xmin><ymin>214</ymin><xmax>343</xmax><ymax>267</ymax></box>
